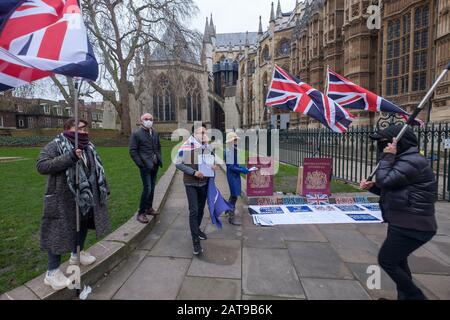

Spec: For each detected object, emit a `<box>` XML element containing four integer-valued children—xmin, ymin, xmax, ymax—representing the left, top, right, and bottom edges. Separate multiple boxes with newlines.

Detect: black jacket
<box><xmin>129</xmin><ymin>127</ymin><xmax>162</xmax><ymax>170</ymax></box>
<box><xmin>370</xmin><ymin>126</ymin><xmax>438</xmax><ymax>232</ymax></box>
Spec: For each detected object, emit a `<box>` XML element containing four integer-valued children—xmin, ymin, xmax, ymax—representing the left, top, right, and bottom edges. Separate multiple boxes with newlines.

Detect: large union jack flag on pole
<box><xmin>266</xmin><ymin>65</ymin><xmax>354</xmax><ymax>133</ymax></box>
<box><xmin>0</xmin><ymin>0</ymin><xmax>98</xmax><ymax>91</ymax></box>
<box><xmin>326</xmin><ymin>67</ymin><xmax>423</xmax><ymax>126</ymax></box>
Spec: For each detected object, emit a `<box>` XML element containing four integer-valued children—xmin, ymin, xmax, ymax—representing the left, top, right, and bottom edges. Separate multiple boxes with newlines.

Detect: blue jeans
<box><xmin>139</xmin><ymin>167</ymin><xmax>158</xmax><ymax>214</ymax></box>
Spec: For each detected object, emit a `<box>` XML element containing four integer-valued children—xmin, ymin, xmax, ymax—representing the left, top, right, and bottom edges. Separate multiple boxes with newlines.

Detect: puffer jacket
<box><xmin>370</xmin><ymin>126</ymin><xmax>438</xmax><ymax>232</ymax></box>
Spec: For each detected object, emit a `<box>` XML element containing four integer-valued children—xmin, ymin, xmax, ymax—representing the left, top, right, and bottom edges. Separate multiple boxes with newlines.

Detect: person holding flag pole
<box><xmin>359</xmin><ymin>61</ymin><xmax>450</xmax><ymax>300</ymax></box>
<box><xmin>0</xmin><ymin>0</ymin><xmax>107</xmax><ymax>298</ymax></box>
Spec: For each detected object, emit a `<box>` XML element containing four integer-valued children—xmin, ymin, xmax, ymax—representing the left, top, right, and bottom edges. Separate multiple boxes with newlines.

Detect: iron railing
<box><xmin>279</xmin><ymin>123</ymin><xmax>450</xmax><ymax>201</ymax></box>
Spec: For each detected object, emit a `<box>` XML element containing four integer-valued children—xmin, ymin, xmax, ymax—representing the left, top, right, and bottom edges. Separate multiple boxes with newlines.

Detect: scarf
<box><xmin>63</xmin><ymin>131</ymin><xmax>90</xmax><ymax>150</ymax></box>
<box><xmin>54</xmin><ymin>133</ymin><xmax>108</xmax><ymax>216</ymax></box>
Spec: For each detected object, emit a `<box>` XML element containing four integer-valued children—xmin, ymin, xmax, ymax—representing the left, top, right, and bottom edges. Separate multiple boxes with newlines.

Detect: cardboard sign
<box><xmin>247</xmin><ymin>157</ymin><xmax>274</xmax><ymax>197</ymax></box>
<box><xmin>302</xmin><ymin>158</ymin><xmax>332</xmax><ymax>196</ymax></box>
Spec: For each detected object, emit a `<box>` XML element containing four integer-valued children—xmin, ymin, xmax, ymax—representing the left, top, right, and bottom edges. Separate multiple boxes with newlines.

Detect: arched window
<box><xmin>261</xmin><ymin>45</ymin><xmax>270</xmax><ymax>64</ymax></box>
<box><xmin>278</xmin><ymin>39</ymin><xmax>290</xmax><ymax>56</ymax></box>
<box><xmin>153</xmin><ymin>74</ymin><xmax>176</xmax><ymax>122</ymax></box>
<box><xmin>186</xmin><ymin>77</ymin><xmax>202</xmax><ymax>122</ymax></box>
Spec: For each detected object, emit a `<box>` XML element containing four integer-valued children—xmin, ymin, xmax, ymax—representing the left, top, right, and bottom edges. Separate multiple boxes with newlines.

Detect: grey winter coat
<box><xmin>36</xmin><ymin>141</ymin><xmax>111</xmax><ymax>255</ymax></box>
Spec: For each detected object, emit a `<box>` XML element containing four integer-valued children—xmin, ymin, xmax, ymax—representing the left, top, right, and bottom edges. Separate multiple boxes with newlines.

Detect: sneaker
<box><xmin>44</xmin><ymin>269</ymin><xmax>71</xmax><ymax>291</ymax></box>
<box><xmin>137</xmin><ymin>213</ymin><xmax>150</xmax><ymax>224</ymax></box>
<box><xmin>198</xmin><ymin>231</ymin><xmax>208</xmax><ymax>241</ymax></box>
<box><xmin>70</xmin><ymin>251</ymin><xmax>97</xmax><ymax>266</ymax></box>
<box><xmin>193</xmin><ymin>242</ymin><xmax>203</xmax><ymax>255</ymax></box>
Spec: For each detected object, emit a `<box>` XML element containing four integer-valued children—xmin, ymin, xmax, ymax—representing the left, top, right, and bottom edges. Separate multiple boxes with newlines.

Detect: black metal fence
<box><xmin>279</xmin><ymin>123</ymin><xmax>450</xmax><ymax>201</ymax></box>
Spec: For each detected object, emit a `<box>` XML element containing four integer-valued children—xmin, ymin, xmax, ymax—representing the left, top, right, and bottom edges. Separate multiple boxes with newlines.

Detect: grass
<box><xmin>237</xmin><ymin>149</ymin><xmax>362</xmax><ymax>195</ymax></box>
<box><xmin>0</xmin><ymin>140</ymin><xmax>178</xmax><ymax>294</ymax></box>
<box><xmin>274</xmin><ymin>162</ymin><xmax>363</xmax><ymax>194</ymax></box>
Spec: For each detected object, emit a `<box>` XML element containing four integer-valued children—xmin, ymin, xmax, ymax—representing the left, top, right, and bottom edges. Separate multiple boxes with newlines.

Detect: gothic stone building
<box><xmin>214</xmin><ymin>0</ymin><xmax>450</xmax><ymax>130</ymax></box>
<box><xmin>134</xmin><ymin>0</ymin><xmax>450</xmax><ymax>134</ymax></box>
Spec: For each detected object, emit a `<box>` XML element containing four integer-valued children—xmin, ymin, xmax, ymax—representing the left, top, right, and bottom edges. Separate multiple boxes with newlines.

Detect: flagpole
<box><xmin>73</xmin><ymin>77</ymin><xmax>82</xmax><ymax>297</ymax></box>
<box><xmin>314</xmin><ymin>66</ymin><xmax>330</xmax><ymax>158</ymax></box>
<box><xmin>367</xmin><ymin>61</ymin><xmax>450</xmax><ymax>181</ymax></box>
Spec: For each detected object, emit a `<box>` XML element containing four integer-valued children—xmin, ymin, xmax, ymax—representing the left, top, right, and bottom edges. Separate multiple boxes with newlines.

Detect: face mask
<box><xmin>143</xmin><ymin>120</ymin><xmax>153</xmax><ymax>129</ymax></box>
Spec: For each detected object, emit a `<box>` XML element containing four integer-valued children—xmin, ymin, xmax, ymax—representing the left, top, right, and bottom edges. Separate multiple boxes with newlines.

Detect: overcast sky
<box><xmin>192</xmin><ymin>0</ymin><xmax>298</xmax><ymax>34</ymax></box>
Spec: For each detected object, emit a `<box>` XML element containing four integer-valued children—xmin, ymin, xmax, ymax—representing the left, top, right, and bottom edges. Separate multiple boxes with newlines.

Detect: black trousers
<box><xmin>47</xmin><ymin>219</ymin><xmax>89</xmax><ymax>271</ymax></box>
<box><xmin>378</xmin><ymin>225</ymin><xmax>434</xmax><ymax>300</ymax></box>
<box><xmin>139</xmin><ymin>167</ymin><xmax>158</xmax><ymax>214</ymax></box>
<box><xmin>228</xmin><ymin>196</ymin><xmax>238</xmax><ymax>213</ymax></box>
<box><xmin>185</xmin><ymin>185</ymin><xmax>208</xmax><ymax>243</ymax></box>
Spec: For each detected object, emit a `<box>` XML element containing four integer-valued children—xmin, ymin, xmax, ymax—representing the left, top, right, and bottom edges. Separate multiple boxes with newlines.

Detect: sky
<box><xmin>192</xmin><ymin>0</ymin><xmax>298</xmax><ymax>34</ymax></box>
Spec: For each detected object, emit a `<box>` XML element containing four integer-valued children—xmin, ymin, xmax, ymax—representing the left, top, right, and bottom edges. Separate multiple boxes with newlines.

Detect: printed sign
<box><xmin>361</xmin><ymin>204</ymin><xmax>381</xmax><ymax>212</ymax></box>
<box><xmin>347</xmin><ymin>214</ymin><xmax>381</xmax><ymax>222</ymax></box>
<box><xmin>334</xmin><ymin>205</ymin><xmax>366</xmax><ymax>212</ymax></box>
<box><xmin>258</xmin><ymin>207</ymin><xmax>285</xmax><ymax>215</ymax></box>
<box><xmin>286</xmin><ymin>206</ymin><xmax>314</xmax><ymax>213</ymax></box>
<box><xmin>247</xmin><ymin>157</ymin><xmax>274</xmax><ymax>197</ymax></box>
<box><xmin>302</xmin><ymin>158</ymin><xmax>332</xmax><ymax>196</ymax></box>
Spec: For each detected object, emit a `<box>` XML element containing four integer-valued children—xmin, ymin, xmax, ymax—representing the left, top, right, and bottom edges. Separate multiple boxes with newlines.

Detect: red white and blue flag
<box><xmin>266</xmin><ymin>65</ymin><xmax>354</xmax><ymax>133</ymax></box>
<box><xmin>326</xmin><ymin>68</ymin><xmax>423</xmax><ymax>126</ymax></box>
<box><xmin>0</xmin><ymin>0</ymin><xmax>98</xmax><ymax>91</ymax></box>
<box><xmin>306</xmin><ymin>194</ymin><xmax>330</xmax><ymax>205</ymax></box>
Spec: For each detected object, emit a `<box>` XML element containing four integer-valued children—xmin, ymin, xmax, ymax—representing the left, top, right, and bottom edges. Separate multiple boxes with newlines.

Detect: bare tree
<box><xmin>82</xmin><ymin>0</ymin><xmax>199</xmax><ymax>136</ymax></box>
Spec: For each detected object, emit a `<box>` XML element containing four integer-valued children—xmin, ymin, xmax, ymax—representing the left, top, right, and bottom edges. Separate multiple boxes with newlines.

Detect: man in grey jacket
<box><xmin>129</xmin><ymin>113</ymin><xmax>162</xmax><ymax>224</ymax></box>
<box><xmin>176</xmin><ymin>125</ymin><xmax>215</xmax><ymax>255</ymax></box>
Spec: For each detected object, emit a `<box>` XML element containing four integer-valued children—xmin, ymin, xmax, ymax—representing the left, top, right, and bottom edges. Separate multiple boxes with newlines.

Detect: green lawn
<box><xmin>0</xmin><ymin>140</ymin><xmax>177</xmax><ymax>294</ymax></box>
<box><xmin>274</xmin><ymin>162</ymin><xmax>363</xmax><ymax>194</ymax></box>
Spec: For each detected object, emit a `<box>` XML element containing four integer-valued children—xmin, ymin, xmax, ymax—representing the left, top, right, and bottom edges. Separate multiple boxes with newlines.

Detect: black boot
<box><xmin>228</xmin><ymin>211</ymin><xmax>241</xmax><ymax>226</ymax></box>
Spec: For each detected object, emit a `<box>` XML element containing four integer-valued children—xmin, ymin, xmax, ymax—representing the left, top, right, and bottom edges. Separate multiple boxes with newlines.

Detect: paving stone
<box><xmin>137</xmin><ymin>213</ymin><xmax>180</xmax><ymax>251</ymax></box>
<box><xmin>89</xmin><ymin>250</ymin><xmax>148</xmax><ymax>300</ymax></box>
<box><xmin>318</xmin><ymin>224</ymin><xmax>358</xmax><ymax>231</ymax></box>
<box><xmin>437</xmin><ymin>221</ymin><xmax>450</xmax><ymax>237</ymax></box>
<box><xmin>171</xmin><ymin>214</ymin><xmax>209</xmax><ymax>231</ymax></box>
<box><xmin>187</xmin><ymin>239</ymin><xmax>241</xmax><ymax>279</ymax></box>
<box><xmin>243</xmin><ymin>227</ymin><xmax>286</xmax><ymax>249</ymax></box>
<box><xmin>321</xmin><ymin>229</ymin><xmax>379</xmax><ymax>264</ymax></box>
<box><xmin>301</xmin><ymin>278</ymin><xmax>371</xmax><ymax>300</ymax></box>
<box><xmin>204</xmin><ymin>220</ymin><xmax>243</xmax><ymax>240</ymax></box>
<box><xmin>287</xmin><ymin>242</ymin><xmax>354</xmax><ymax>280</ymax></box>
<box><xmin>423</xmin><ymin>236</ymin><xmax>450</xmax><ymax>265</ymax></box>
<box><xmin>149</xmin><ymin>228</ymin><xmax>194</xmax><ymax>259</ymax></box>
<box><xmin>409</xmin><ymin>246</ymin><xmax>450</xmax><ymax>275</ymax></box>
<box><xmin>347</xmin><ymin>263</ymin><xmax>397</xmax><ymax>300</ymax></box>
<box><xmin>0</xmin><ymin>286</ymin><xmax>39</xmax><ymax>300</ymax></box>
<box><xmin>113</xmin><ymin>257</ymin><xmax>191</xmax><ymax>300</ymax></box>
<box><xmin>177</xmin><ymin>277</ymin><xmax>241</xmax><ymax>300</ymax></box>
<box><xmin>357</xmin><ymin>224</ymin><xmax>388</xmax><ymax>237</ymax></box>
<box><xmin>242</xmin><ymin>247</ymin><xmax>305</xmax><ymax>299</ymax></box>
<box><xmin>278</xmin><ymin>225</ymin><xmax>328</xmax><ymax>243</ymax></box>
<box><xmin>413</xmin><ymin>274</ymin><xmax>450</xmax><ymax>300</ymax></box>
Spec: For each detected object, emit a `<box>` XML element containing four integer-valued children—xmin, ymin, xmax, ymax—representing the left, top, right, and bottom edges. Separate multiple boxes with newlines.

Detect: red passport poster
<box><xmin>247</xmin><ymin>157</ymin><xmax>274</xmax><ymax>197</ymax></box>
<box><xmin>302</xmin><ymin>158</ymin><xmax>332</xmax><ymax>196</ymax></box>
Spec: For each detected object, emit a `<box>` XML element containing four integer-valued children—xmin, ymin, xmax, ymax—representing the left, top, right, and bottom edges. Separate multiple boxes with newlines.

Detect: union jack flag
<box><xmin>326</xmin><ymin>68</ymin><xmax>423</xmax><ymax>126</ymax></box>
<box><xmin>266</xmin><ymin>65</ymin><xmax>354</xmax><ymax>133</ymax></box>
<box><xmin>306</xmin><ymin>194</ymin><xmax>330</xmax><ymax>205</ymax></box>
<box><xmin>0</xmin><ymin>0</ymin><xmax>98</xmax><ymax>91</ymax></box>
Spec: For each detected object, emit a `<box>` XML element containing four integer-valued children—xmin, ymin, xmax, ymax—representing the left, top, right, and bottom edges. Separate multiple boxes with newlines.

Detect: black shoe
<box><xmin>193</xmin><ymin>242</ymin><xmax>203</xmax><ymax>255</ymax></box>
<box><xmin>198</xmin><ymin>231</ymin><xmax>208</xmax><ymax>241</ymax></box>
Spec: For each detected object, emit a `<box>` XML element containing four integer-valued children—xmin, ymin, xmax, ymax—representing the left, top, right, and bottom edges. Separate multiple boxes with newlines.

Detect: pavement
<box><xmin>88</xmin><ymin>169</ymin><xmax>450</xmax><ymax>300</ymax></box>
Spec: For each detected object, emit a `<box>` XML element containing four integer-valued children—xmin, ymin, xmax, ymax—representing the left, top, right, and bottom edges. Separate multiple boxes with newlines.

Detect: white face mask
<box><xmin>143</xmin><ymin>120</ymin><xmax>153</xmax><ymax>129</ymax></box>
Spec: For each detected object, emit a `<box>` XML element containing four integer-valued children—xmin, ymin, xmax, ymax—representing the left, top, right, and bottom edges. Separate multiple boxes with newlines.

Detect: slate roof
<box><xmin>215</xmin><ymin>32</ymin><xmax>258</xmax><ymax>48</ymax></box>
